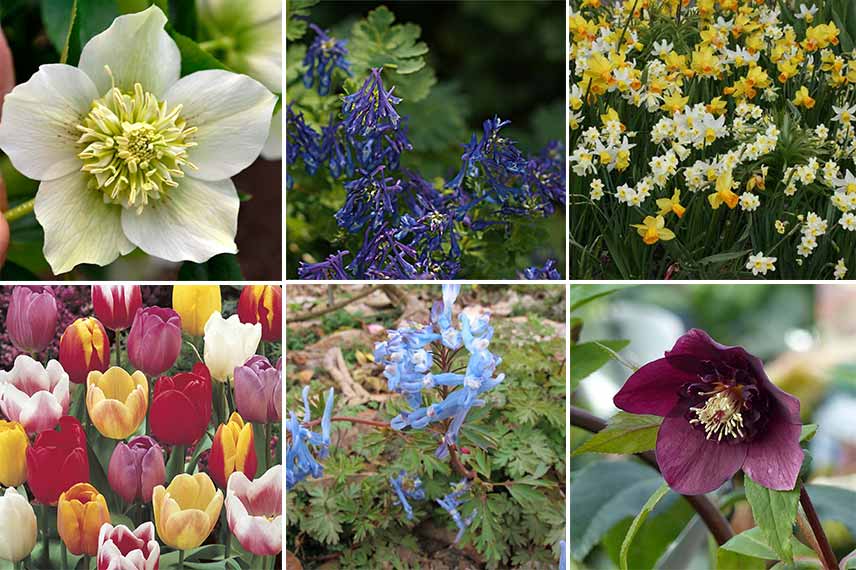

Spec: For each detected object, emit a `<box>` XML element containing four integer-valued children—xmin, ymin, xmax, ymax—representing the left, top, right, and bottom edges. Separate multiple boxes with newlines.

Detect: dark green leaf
<box><xmin>169</xmin><ymin>30</ymin><xmax>230</xmax><ymax>75</ymax></box>
<box><xmin>804</xmin><ymin>484</ymin><xmax>856</xmax><ymax>537</ymax></box>
<box><xmin>744</xmin><ymin>477</ymin><xmax>800</xmax><ymax>563</ymax></box>
<box><xmin>720</xmin><ymin>527</ymin><xmax>815</xmax><ymax>561</ymax></box>
<box><xmin>570</xmin><ymin>339</ymin><xmax>630</xmax><ymax>389</ymax></box>
<box><xmin>285</xmin><ymin>0</ymin><xmax>319</xmax><ymax>41</ymax></box>
<box><xmin>178</xmin><ymin>253</ymin><xmax>244</xmax><ymax>280</ymax></box>
<box><xmin>573</xmin><ymin>412</ymin><xmax>661</xmax><ymax>456</ymax></box>
<box><xmin>800</xmin><ymin>424</ymin><xmax>818</xmax><ymax>442</ymax></box>
<box><xmin>570</xmin><ymin>285</ymin><xmax>624</xmax><ymax>312</ymax></box>
<box><xmin>620</xmin><ymin>482</ymin><xmax>670</xmax><ymax>570</ymax></box>
<box><xmin>716</xmin><ymin>547</ymin><xmax>767</xmax><ymax>570</ymax></box>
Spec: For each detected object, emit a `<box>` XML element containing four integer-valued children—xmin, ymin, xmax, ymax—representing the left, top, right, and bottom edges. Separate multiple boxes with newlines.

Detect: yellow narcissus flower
<box><xmin>153</xmin><ymin>473</ymin><xmax>223</xmax><ymax>550</ymax></box>
<box><xmin>691</xmin><ymin>45</ymin><xmax>721</xmax><ymax>77</ymax></box>
<box><xmin>657</xmin><ymin>190</ymin><xmax>686</xmax><ymax>218</ymax></box>
<box><xmin>746</xmin><ymin>166</ymin><xmax>768</xmax><ymax>192</ymax></box>
<box><xmin>792</xmin><ymin>86</ymin><xmax>815</xmax><ymax>109</ymax></box>
<box><xmin>582</xmin><ymin>52</ymin><xmax>614</xmax><ymax>96</ymax></box>
<box><xmin>86</xmin><ymin>367</ymin><xmax>148</xmax><ymax>439</ymax></box>
<box><xmin>172</xmin><ymin>285</ymin><xmax>222</xmax><ymax>337</ymax></box>
<box><xmin>631</xmin><ymin>215</ymin><xmax>675</xmax><ymax>245</ymax></box>
<box><xmin>661</xmin><ymin>92</ymin><xmax>689</xmax><ymax>114</ymax></box>
<box><xmin>709</xmin><ymin>171</ymin><xmax>740</xmax><ymax>210</ymax></box>
<box><xmin>803</xmin><ymin>22</ymin><xmax>840</xmax><ymax>51</ymax></box>
<box><xmin>705</xmin><ymin>96</ymin><xmax>727</xmax><ymax>116</ymax></box>
<box><xmin>0</xmin><ymin>420</ymin><xmax>27</xmax><ymax>487</ymax></box>
<box><xmin>600</xmin><ymin>107</ymin><xmax>622</xmax><ymax>128</ymax></box>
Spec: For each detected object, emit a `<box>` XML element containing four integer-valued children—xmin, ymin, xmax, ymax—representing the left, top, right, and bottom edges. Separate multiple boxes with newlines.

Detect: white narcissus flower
<box><xmin>226</xmin><ymin>466</ymin><xmax>282</xmax><ymax>556</ymax></box>
<box><xmin>0</xmin><ymin>355</ymin><xmax>70</xmax><ymax>435</ymax></box>
<box><xmin>196</xmin><ymin>0</ymin><xmax>282</xmax><ymax>159</ymax></box>
<box><xmin>0</xmin><ymin>487</ymin><xmax>38</xmax><ymax>563</ymax></box>
<box><xmin>0</xmin><ymin>7</ymin><xmax>277</xmax><ymax>274</ymax></box>
<box><xmin>203</xmin><ymin>312</ymin><xmax>261</xmax><ymax>382</ymax></box>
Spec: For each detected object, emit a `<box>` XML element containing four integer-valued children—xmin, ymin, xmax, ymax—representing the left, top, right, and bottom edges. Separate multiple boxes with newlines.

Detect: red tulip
<box><xmin>59</xmin><ymin>317</ymin><xmax>110</xmax><ymax>384</ymax></box>
<box><xmin>237</xmin><ymin>285</ymin><xmax>282</xmax><ymax>341</ymax></box>
<box><xmin>91</xmin><ymin>286</ymin><xmax>142</xmax><ymax>331</ymax></box>
<box><xmin>7</xmin><ymin>286</ymin><xmax>58</xmax><ymax>353</ymax></box>
<box><xmin>25</xmin><ymin>416</ymin><xmax>89</xmax><ymax>505</ymax></box>
<box><xmin>149</xmin><ymin>363</ymin><xmax>212</xmax><ymax>446</ymax></box>
<box><xmin>127</xmin><ymin>307</ymin><xmax>182</xmax><ymax>377</ymax></box>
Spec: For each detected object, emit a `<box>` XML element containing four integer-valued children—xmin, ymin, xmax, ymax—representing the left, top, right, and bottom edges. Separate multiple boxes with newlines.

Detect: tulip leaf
<box><xmin>619</xmin><ymin>481</ymin><xmax>670</xmax><ymax>570</ymax></box>
<box><xmin>573</xmin><ymin>412</ymin><xmax>661</xmax><ymax>456</ymax></box>
<box><xmin>165</xmin><ymin>444</ymin><xmax>187</xmax><ymax>482</ymax></box>
<box><xmin>570</xmin><ymin>339</ymin><xmax>630</xmax><ymax>390</ymax></box>
<box><xmin>744</xmin><ymin>476</ymin><xmax>800</xmax><ymax>563</ymax></box>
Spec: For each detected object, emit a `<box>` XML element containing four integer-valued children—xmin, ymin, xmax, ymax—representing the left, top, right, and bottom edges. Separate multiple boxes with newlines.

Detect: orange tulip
<box><xmin>57</xmin><ymin>483</ymin><xmax>110</xmax><ymax>556</ymax></box>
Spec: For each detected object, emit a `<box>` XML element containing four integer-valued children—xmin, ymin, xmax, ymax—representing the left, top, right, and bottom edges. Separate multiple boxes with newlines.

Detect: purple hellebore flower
<box><xmin>234</xmin><ymin>355</ymin><xmax>282</xmax><ymax>424</ymax></box>
<box><xmin>614</xmin><ymin>329</ymin><xmax>803</xmax><ymax>495</ymax></box>
<box><xmin>107</xmin><ymin>436</ymin><xmax>165</xmax><ymax>504</ymax></box>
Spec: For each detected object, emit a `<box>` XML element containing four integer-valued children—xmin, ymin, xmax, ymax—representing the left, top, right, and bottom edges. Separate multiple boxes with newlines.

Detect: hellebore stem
<box><xmin>40</xmin><ymin>504</ymin><xmax>49</xmax><ymax>565</ymax></box>
<box><xmin>800</xmin><ymin>485</ymin><xmax>838</xmax><ymax>570</ymax></box>
<box><xmin>569</xmin><ymin>405</ymin><xmax>735</xmax><ymax>546</ymax></box>
<box><xmin>4</xmin><ymin>198</ymin><xmax>35</xmax><ymax>223</ymax></box>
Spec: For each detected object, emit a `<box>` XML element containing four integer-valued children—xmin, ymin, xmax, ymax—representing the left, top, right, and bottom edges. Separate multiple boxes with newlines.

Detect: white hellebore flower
<box><xmin>196</xmin><ymin>0</ymin><xmax>282</xmax><ymax>160</ymax></box>
<box><xmin>0</xmin><ymin>488</ymin><xmax>38</xmax><ymax>563</ymax></box>
<box><xmin>0</xmin><ymin>355</ymin><xmax>70</xmax><ymax>435</ymax></box>
<box><xmin>0</xmin><ymin>7</ymin><xmax>277</xmax><ymax>274</ymax></box>
<box><xmin>203</xmin><ymin>312</ymin><xmax>261</xmax><ymax>382</ymax></box>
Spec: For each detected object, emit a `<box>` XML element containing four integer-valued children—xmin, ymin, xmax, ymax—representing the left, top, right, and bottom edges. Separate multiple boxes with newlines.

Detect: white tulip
<box><xmin>203</xmin><ymin>313</ymin><xmax>261</xmax><ymax>382</ymax></box>
<box><xmin>0</xmin><ymin>356</ymin><xmax>70</xmax><ymax>434</ymax></box>
<box><xmin>0</xmin><ymin>488</ymin><xmax>37</xmax><ymax>563</ymax></box>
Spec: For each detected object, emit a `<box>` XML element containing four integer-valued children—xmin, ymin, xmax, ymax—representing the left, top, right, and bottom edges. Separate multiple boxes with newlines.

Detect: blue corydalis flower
<box><xmin>320</xmin><ymin>116</ymin><xmax>354</xmax><ymax>180</ymax></box>
<box><xmin>285</xmin><ymin>387</ymin><xmax>335</xmax><ymax>490</ymax></box>
<box><xmin>437</xmin><ymin>479</ymin><xmax>477</xmax><ymax>544</ymax></box>
<box><xmin>522</xmin><ymin>259</ymin><xmax>562</xmax><ymax>280</ymax></box>
<box><xmin>336</xmin><ymin>165</ymin><xmax>403</xmax><ymax>232</ymax></box>
<box><xmin>343</xmin><ymin>68</ymin><xmax>402</xmax><ymax>137</ymax></box>
<box><xmin>286</xmin><ymin>103</ymin><xmax>323</xmax><ymax>181</ymax></box>
<box><xmin>559</xmin><ymin>540</ymin><xmax>566</xmax><ymax>570</ymax></box>
<box><xmin>389</xmin><ymin>470</ymin><xmax>426</xmax><ymax>520</ymax></box>
<box><xmin>303</xmin><ymin>23</ymin><xmax>351</xmax><ymax>96</ymax></box>
<box><xmin>447</xmin><ymin>116</ymin><xmax>526</xmax><ymax>196</ymax></box>
<box><xmin>298</xmin><ymin>250</ymin><xmax>351</xmax><ymax>280</ymax></box>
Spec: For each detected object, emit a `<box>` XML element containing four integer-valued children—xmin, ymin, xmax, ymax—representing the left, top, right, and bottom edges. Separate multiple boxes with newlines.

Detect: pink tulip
<box><xmin>0</xmin><ymin>27</ymin><xmax>14</xmax><ymax>119</ymax></box>
<box><xmin>97</xmin><ymin>522</ymin><xmax>159</xmax><ymax>570</ymax></box>
<box><xmin>127</xmin><ymin>307</ymin><xmax>182</xmax><ymax>377</ymax></box>
<box><xmin>225</xmin><ymin>465</ymin><xmax>282</xmax><ymax>556</ymax></box>
<box><xmin>108</xmin><ymin>436</ymin><xmax>165</xmax><ymax>505</ymax></box>
<box><xmin>6</xmin><ymin>286</ymin><xmax>58</xmax><ymax>353</ymax></box>
<box><xmin>0</xmin><ymin>356</ymin><xmax>69</xmax><ymax>434</ymax></box>
<box><xmin>92</xmin><ymin>286</ymin><xmax>142</xmax><ymax>331</ymax></box>
<box><xmin>234</xmin><ymin>356</ymin><xmax>282</xmax><ymax>424</ymax></box>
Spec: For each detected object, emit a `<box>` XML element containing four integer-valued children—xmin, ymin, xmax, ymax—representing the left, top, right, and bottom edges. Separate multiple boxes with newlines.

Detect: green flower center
<box><xmin>76</xmin><ymin>82</ymin><xmax>197</xmax><ymax>211</ymax></box>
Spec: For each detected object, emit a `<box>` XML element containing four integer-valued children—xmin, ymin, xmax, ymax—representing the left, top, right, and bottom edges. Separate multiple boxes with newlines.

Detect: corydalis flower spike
<box><xmin>303</xmin><ymin>23</ymin><xmax>351</xmax><ymax>96</ymax></box>
<box><xmin>342</xmin><ymin>68</ymin><xmax>402</xmax><ymax>137</ymax></box>
<box><xmin>613</xmin><ymin>329</ymin><xmax>803</xmax><ymax>495</ymax></box>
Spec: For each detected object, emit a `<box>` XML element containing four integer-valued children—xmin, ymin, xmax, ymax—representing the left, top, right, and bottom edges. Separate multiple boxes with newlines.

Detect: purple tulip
<box><xmin>6</xmin><ymin>286</ymin><xmax>58</xmax><ymax>353</ymax></box>
<box><xmin>234</xmin><ymin>356</ymin><xmax>282</xmax><ymax>424</ymax></box>
<box><xmin>127</xmin><ymin>307</ymin><xmax>182</xmax><ymax>377</ymax></box>
<box><xmin>107</xmin><ymin>436</ymin><xmax>165</xmax><ymax>504</ymax></box>
<box><xmin>613</xmin><ymin>329</ymin><xmax>803</xmax><ymax>495</ymax></box>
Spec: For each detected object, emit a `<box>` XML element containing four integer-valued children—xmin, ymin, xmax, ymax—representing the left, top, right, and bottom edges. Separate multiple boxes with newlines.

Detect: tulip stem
<box><xmin>265</xmin><ymin>422</ymin><xmax>272</xmax><ymax>470</ymax></box>
<box><xmin>114</xmin><ymin>329</ymin><xmax>122</xmax><ymax>368</ymax></box>
<box><xmin>178</xmin><ymin>550</ymin><xmax>185</xmax><ymax>568</ymax></box>
<box><xmin>61</xmin><ymin>542</ymin><xmax>68</xmax><ymax>570</ymax></box>
<box><xmin>40</xmin><ymin>504</ymin><xmax>49</xmax><ymax>565</ymax></box>
<box><xmin>800</xmin><ymin>485</ymin><xmax>838</xmax><ymax>570</ymax></box>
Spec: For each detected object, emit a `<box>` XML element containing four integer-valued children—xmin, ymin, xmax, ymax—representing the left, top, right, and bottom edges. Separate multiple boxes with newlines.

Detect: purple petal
<box><xmin>613</xmin><ymin>358</ymin><xmax>696</xmax><ymax>416</ymax></box>
<box><xmin>656</xmin><ymin>414</ymin><xmax>748</xmax><ymax>495</ymax></box>
<box><xmin>742</xmin><ymin>408</ymin><xmax>803</xmax><ymax>491</ymax></box>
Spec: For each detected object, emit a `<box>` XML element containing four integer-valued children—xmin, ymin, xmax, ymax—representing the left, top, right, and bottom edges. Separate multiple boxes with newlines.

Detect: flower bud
<box><xmin>173</xmin><ymin>285</ymin><xmax>222</xmax><ymax>336</ymax></box>
<box><xmin>127</xmin><ymin>307</ymin><xmax>182</xmax><ymax>377</ymax></box>
<box><xmin>59</xmin><ymin>317</ymin><xmax>110</xmax><ymax>384</ymax></box>
<box><xmin>7</xmin><ymin>286</ymin><xmax>57</xmax><ymax>353</ymax></box>
<box><xmin>152</xmin><ymin>473</ymin><xmax>223</xmax><ymax>550</ymax></box>
<box><xmin>92</xmin><ymin>285</ymin><xmax>142</xmax><ymax>331</ymax></box>
<box><xmin>108</xmin><ymin>436</ymin><xmax>165</xmax><ymax>504</ymax></box>
<box><xmin>97</xmin><ymin>522</ymin><xmax>159</xmax><ymax>570</ymax></box>
<box><xmin>203</xmin><ymin>313</ymin><xmax>261</xmax><ymax>382</ymax></box>
<box><xmin>237</xmin><ymin>285</ymin><xmax>281</xmax><ymax>341</ymax></box>
<box><xmin>0</xmin><ymin>420</ymin><xmax>27</xmax><ymax>487</ymax></box>
<box><xmin>209</xmin><ymin>412</ymin><xmax>257</xmax><ymax>489</ymax></box>
<box><xmin>86</xmin><ymin>367</ymin><xmax>148</xmax><ymax>439</ymax></box>
<box><xmin>0</xmin><ymin>488</ymin><xmax>37</xmax><ymax>563</ymax></box>
<box><xmin>150</xmin><ymin>363</ymin><xmax>212</xmax><ymax>446</ymax></box>
<box><xmin>26</xmin><ymin>416</ymin><xmax>89</xmax><ymax>505</ymax></box>
<box><xmin>58</xmin><ymin>483</ymin><xmax>110</xmax><ymax>556</ymax></box>
<box><xmin>234</xmin><ymin>355</ymin><xmax>281</xmax><ymax>423</ymax></box>
<box><xmin>0</xmin><ymin>355</ymin><xmax>70</xmax><ymax>434</ymax></box>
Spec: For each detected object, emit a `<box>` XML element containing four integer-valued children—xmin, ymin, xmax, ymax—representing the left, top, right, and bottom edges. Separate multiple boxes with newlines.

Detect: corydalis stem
<box><xmin>569</xmin><ymin>405</ymin><xmax>735</xmax><ymax>546</ymax></box>
<box><xmin>800</xmin><ymin>486</ymin><xmax>837</xmax><ymax>570</ymax></box>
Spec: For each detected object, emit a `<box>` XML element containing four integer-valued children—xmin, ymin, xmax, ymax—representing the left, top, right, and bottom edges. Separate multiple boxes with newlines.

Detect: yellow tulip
<box><xmin>86</xmin><ymin>367</ymin><xmax>148</xmax><ymax>439</ymax></box>
<box><xmin>57</xmin><ymin>483</ymin><xmax>110</xmax><ymax>556</ymax></box>
<box><xmin>0</xmin><ymin>420</ymin><xmax>28</xmax><ymax>487</ymax></box>
<box><xmin>172</xmin><ymin>285</ymin><xmax>222</xmax><ymax>336</ymax></box>
<box><xmin>153</xmin><ymin>473</ymin><xmax>223</xmax><ymax>550</ymax></box>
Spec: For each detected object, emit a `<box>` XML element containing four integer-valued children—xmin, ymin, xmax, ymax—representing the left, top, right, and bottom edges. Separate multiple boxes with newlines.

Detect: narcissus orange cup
<box><xmin>86</xmin><ymin>367</ymin><xmax>148</xmax><ymax>440</ymax></box>
<box><xmin>209</xmin><ymin>412</ymin><xmax>257</xmax><ymax>489</ymax></box>
<box><xmin>237</xmin><ymin>285</ymin><xmax>282</xmax><ymax>341</ymax></box>
<box><xmin>59</xmin><ymin>317</ymin><xmax>110</xmax><ymax>384</ymax></box>
<box><xmin>152</xmin><ymin>473</ymin><xmax>223</xmax><ymax>550</ymax></box>
<box><xmin>0</xmin><ymin>420</ymin><xmax>28</xmax><ymax>487</ymax></box>
<box><xmin>57</xmin><ymin>482</ymin><xmax>110</xmax><ymax>556</ymax></box>
<box><xmin>226</xmin><ymin>465</ymin><xmax>282</xmax><ymax>556</ymax></box>
<box><xmin>173</xmin><ymin>285</ymin><xmax>222</xmax><ymax>337</ymax></box>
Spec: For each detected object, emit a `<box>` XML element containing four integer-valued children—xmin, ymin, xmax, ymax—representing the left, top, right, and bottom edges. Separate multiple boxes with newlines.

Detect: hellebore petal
<box><xmin>656</xmin><ymin>412</ymin><xmax>749</xmax><ymax>495</ymax></box>
<box><xmin>742</xmin><ymin>408</ymin><xmax>803</xmax><ymax>491</ymax></box>
<box><xmin>613</xmin><ymin>357</ymin><xmax>696</xmax><ymax>416</ymax></box>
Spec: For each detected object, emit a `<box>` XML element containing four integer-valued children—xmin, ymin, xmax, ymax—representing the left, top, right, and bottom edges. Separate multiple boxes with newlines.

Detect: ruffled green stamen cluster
<box><xmin>77</xmin><ymin>82</ymin><xmax>197</xmax><ymax>211</ymax></box>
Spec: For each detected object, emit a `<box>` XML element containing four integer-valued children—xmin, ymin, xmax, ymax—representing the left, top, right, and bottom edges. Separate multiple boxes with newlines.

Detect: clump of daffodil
<box><xmin>0</xmin><ymin>7</ymin><xmax>276</xmax><ymax>274</ymax></box>
<box><xmin>792</xmin><ymin>86</ymin><xmax>815</xmax><ymax>109</ymax></box>
<box><xmin>631</xmin><ymin>215</ymin><xmax>675</xmax><ymax>245</ymax></box>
